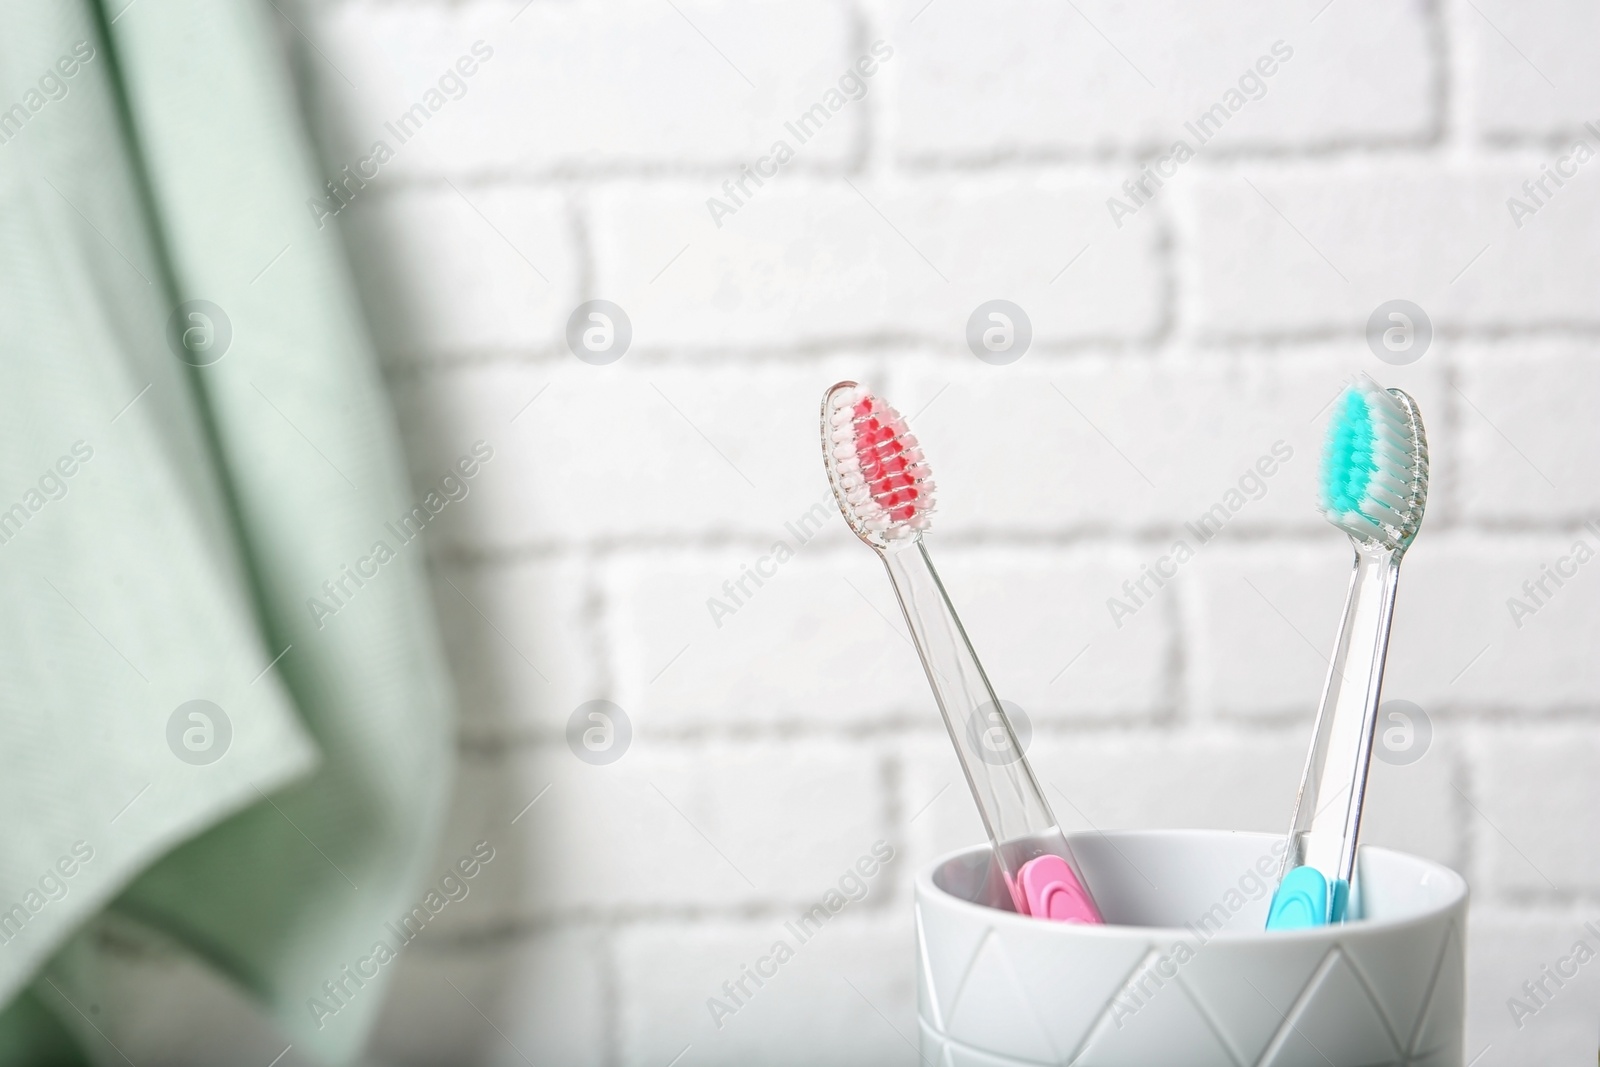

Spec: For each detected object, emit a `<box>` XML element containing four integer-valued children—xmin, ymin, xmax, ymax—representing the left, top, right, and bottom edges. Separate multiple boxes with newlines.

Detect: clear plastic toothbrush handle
<box><xmin>879</xmin><ymin>537</ymin><xmax>1085</xmax><ymax>913</ymax></box>
<box><xmin>1280</xmin><ymin>544</ymin><xmax>1401</xmax><ymax>921</ymax></box>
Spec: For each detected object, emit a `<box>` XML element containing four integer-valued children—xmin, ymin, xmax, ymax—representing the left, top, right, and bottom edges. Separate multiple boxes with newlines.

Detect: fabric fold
<box><xmin>0</xmin><ymin>0</ymin><xmax>455</xmax><ymax>1061</ymax></box>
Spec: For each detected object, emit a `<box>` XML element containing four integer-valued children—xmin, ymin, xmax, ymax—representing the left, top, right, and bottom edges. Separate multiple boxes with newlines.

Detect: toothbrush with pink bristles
<box><xmin>822</xmin><ymin>381</ymin><xmax>1101</xmax><ymax>923</ymax></box>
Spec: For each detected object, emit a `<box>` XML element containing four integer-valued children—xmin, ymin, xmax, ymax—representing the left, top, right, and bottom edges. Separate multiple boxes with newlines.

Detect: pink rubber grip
<box><xmin>1018</xmin><ymin>855</ymin><xmax>1103</xmax><ymax>924</ymax></box>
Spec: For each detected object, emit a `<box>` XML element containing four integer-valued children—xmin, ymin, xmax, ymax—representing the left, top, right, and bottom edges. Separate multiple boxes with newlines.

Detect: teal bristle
<box><xmin>1322</xmin><ymin>387</ymin><xmax>1376</xmax><ymax>516</ymax></box>
<box><xmin>1317</xmin><ymin>377</ymin><xmax>1429</xmax><ymax>553</ymax></box>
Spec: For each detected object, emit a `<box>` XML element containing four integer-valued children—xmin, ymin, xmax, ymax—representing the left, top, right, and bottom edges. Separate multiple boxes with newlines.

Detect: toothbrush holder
<box><xmin>915</xmin><ymin>829</ymin><xmax>1467</xmax><ymax>1067</ymax></box>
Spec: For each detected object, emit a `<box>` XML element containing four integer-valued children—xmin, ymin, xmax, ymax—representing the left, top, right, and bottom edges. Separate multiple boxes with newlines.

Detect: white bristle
<box><xmin>1319</xmin><ymin>377</ymin><xmax>1428</xmax><ymax>553</ymax></box>
<box><xmin>821</xmin><ymin>381</ymin><xmax>938</xmax><ymax>548</ymax></box>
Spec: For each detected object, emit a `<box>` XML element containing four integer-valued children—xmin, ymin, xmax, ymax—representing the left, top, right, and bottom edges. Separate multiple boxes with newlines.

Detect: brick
<box><xmin>1465</xmin><ymin>909</ymin><xmax>1600</xmax><ymax>1065</ymax></box>
<box><xmin>1031</xmin><ymin>731</ymin><xmax>1305</xmax><ymax>835</ymax></box>
<box><xmin>1359</xmin><ymin>734</ymin><xmax>1464</xmax><ymax>874</ymax></box>
<box><xmin>369</xmin><ymin>928</ymin><xmax>608</xmax><ymax>1067</ymax></box>
<box><xmin>606</xmin><ymin>544</ymin><xmax>1171</xmax><ymax>731</ymax></box>
<box><xmin>916</xmin><ymin>547</ymin><xmax>1173</xmax><ymax>719</ymax></box>
<box><xmin>886</xmin><ymin>354</ymin><xmax>1383</xmax><ymax>537</ymax></box>
<box><xmin>308</xmin><ymin>0</ymin><xmax>857</xmax><ymax>176</ymax></box>
<box><xmin>605</xmin><ymin>546</ymin><xmax>930</xmax><ymax>730</ymax></box>
<box><xmin>277</xmin><ymin>3</ymin><xmax>1600</xmax><ymax>1062</ymax></box>
<box><xmin>1187</xmin><ymin>538</ymin><xmax>1600</xmax><ymax>720</ymax></box>
<box><xmin>1463</xmin><ymin>0</ymin><xmax>1600</xmax><ymax>141</ymax></box>
<box><xmin>1456</xmin><ymin>343</ymin><xmax>1600</xmax><ymax>522</ymax></box>
<box><xmin>616</xmin><ymin>912</ymin><xmax>915</xmax><ymax>1067</ymax></box>
<box><xmin>901</xmin><ymin>723</ymin><xmax>1459</xmax><ymax>913</ymax></box>
<box><xmin>1099</xmin><ymin>538</ymin><xmax>1463</xmax><ymax>863</ymax></box>
<box><xmin>421</xmin><ymin>741</ymin><xmax>887</xmax><ymax>924</ymax></box>
<box><xmin>1178</xmin><ymin>528</ymin><xmax>1486</xmax><ymax>732</ymax></box>
<box><xmin>1384</xmin><ymin>537</ymin><xmax>1600</xmax><ymax>713</ymax></box>
<box><xmin>432</xmin><ymin>557</ymin><xmax>598</xmax><ymax>742</ymax></box>
<box><xmin>1186</xmin><ymin>544</ymin><xmax>1349</xmax><ymax>719</ymax></box>
<box><xmin>899</xmin><ymin>730</ymin><xmax>1306</xmax><ymax>881</ymax></box>
<box><xmin>341</xmin><ymin>186</ymin><xmax>575</xmax><ymax>358</ymax></box>
<box><xmin>388</xmin><ymin>360</ymin><xmax>874</xmax><ymax>549</ymax></box>
<box><xmin>1470</xmin><ymin>727</ymin><xmax>1600</xmax><ymax>898</ymax></box>
<box><xmin>588</xmin><ymin>176</ymin><xmax>1163</xmax><ymax>347</ymax></box>
<box><xmin>892</xmin><ymin>0</ymin><xmax>1434</xmax><ymax>161</ymax></box>
<box><xmin>1188</xmin><ymin>166</ymin><xmax>1600</xmax><ymax>337</ymax></box>
<box><xmin>898</xmin><ymin>735</ymin><xmax>986</xmax><ymax>874</ymax></box>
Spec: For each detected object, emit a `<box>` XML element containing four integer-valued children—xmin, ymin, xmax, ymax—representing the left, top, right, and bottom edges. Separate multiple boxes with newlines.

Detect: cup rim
<box><xmin>916</xmin><ymin>829</ymin><xmax>1468</xmax><ymax>943</ymax></box>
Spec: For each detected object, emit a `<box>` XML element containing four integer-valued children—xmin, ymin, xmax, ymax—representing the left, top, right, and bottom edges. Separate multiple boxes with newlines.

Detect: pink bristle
<box><xmin>832</xmin><ymin>386</ymin><xmax>934</xmax><ymax>536</ymax></box>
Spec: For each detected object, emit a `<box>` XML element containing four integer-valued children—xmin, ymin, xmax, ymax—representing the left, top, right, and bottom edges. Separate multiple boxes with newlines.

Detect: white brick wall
<box><xmin>1185</xmin><ymin>165</ymin><xmax>1600</xmax><ymax>337</ymax></box>
<box><xmin>888</xmin><ymin>0</ymin><xmax>1437</xmax><ymax>160</ymax></box>
<box><xmin>343</xmin><ymin>186</ymin><xmax>577</xmax><ymax>358</ymax></box>
<box><xmin>589</xmin><ymin>177</ymin><xmax>1166</xmax><ymax>346</ymax></box>
<box><xmin>289</xmin><ymin>0</ymin><xmax>1600</xmax><ymax>1062</ymax></box>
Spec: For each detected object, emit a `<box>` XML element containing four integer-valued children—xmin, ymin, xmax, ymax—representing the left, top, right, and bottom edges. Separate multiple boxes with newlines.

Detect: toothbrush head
<box><xmin>1319</xmin><ymin>376</ymin><xmax>1429</xmax><ymax>554</ymax></box>
<box><xmin>821</xmin><ymin>382</ymin><xmax>937</xmax><ymax>548</ymax></box>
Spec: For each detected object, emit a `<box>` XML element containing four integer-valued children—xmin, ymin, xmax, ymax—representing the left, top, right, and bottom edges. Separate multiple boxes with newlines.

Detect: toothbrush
<box><xmin>821</xmin><ymin>381</ymin><xmax>1101</xmax><ymax>922</ymax></box>
<box><xmin>1267</xmin><ymin>376</ymin><xmax>1428</xmax><ymax>929</ymax></box>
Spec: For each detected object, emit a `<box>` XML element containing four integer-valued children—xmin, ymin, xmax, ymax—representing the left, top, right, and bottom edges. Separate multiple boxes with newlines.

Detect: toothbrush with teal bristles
<box><xmin>1267</xmin><ymin>376</ymin><xmax>1429</xmax><ymax>930</ymax></box>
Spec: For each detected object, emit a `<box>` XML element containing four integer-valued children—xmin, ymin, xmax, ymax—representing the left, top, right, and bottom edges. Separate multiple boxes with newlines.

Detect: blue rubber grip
<box><xmin>1329</xmin><ymin>877</ymin><xmax>1351</xmax><ymax>923</ymax></box>
<box><xmin>1266</xmin><ymin>866</ymin><xmax>1329</xmax><ymax>930</ymax></box>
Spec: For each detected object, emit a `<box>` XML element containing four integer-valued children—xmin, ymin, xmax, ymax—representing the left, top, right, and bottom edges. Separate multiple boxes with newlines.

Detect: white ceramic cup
<box><xmin>915</xmin><ymin>830</ymin><xmax>1467</xmax><ymax>1067</ymax></box>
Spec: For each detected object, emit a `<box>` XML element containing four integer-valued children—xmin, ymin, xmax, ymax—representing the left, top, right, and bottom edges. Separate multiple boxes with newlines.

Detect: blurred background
<box><xmin>11</xmin><ymin>0</ymin><xmax>1600</xmax><ymax>1063</ymax></box>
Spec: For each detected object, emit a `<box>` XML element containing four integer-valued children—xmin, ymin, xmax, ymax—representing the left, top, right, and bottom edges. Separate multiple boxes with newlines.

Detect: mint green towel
<box><xmin>0</xmin><ymin>0</ymin><xmax>454</xmax><ymax>1062</ymax></box>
